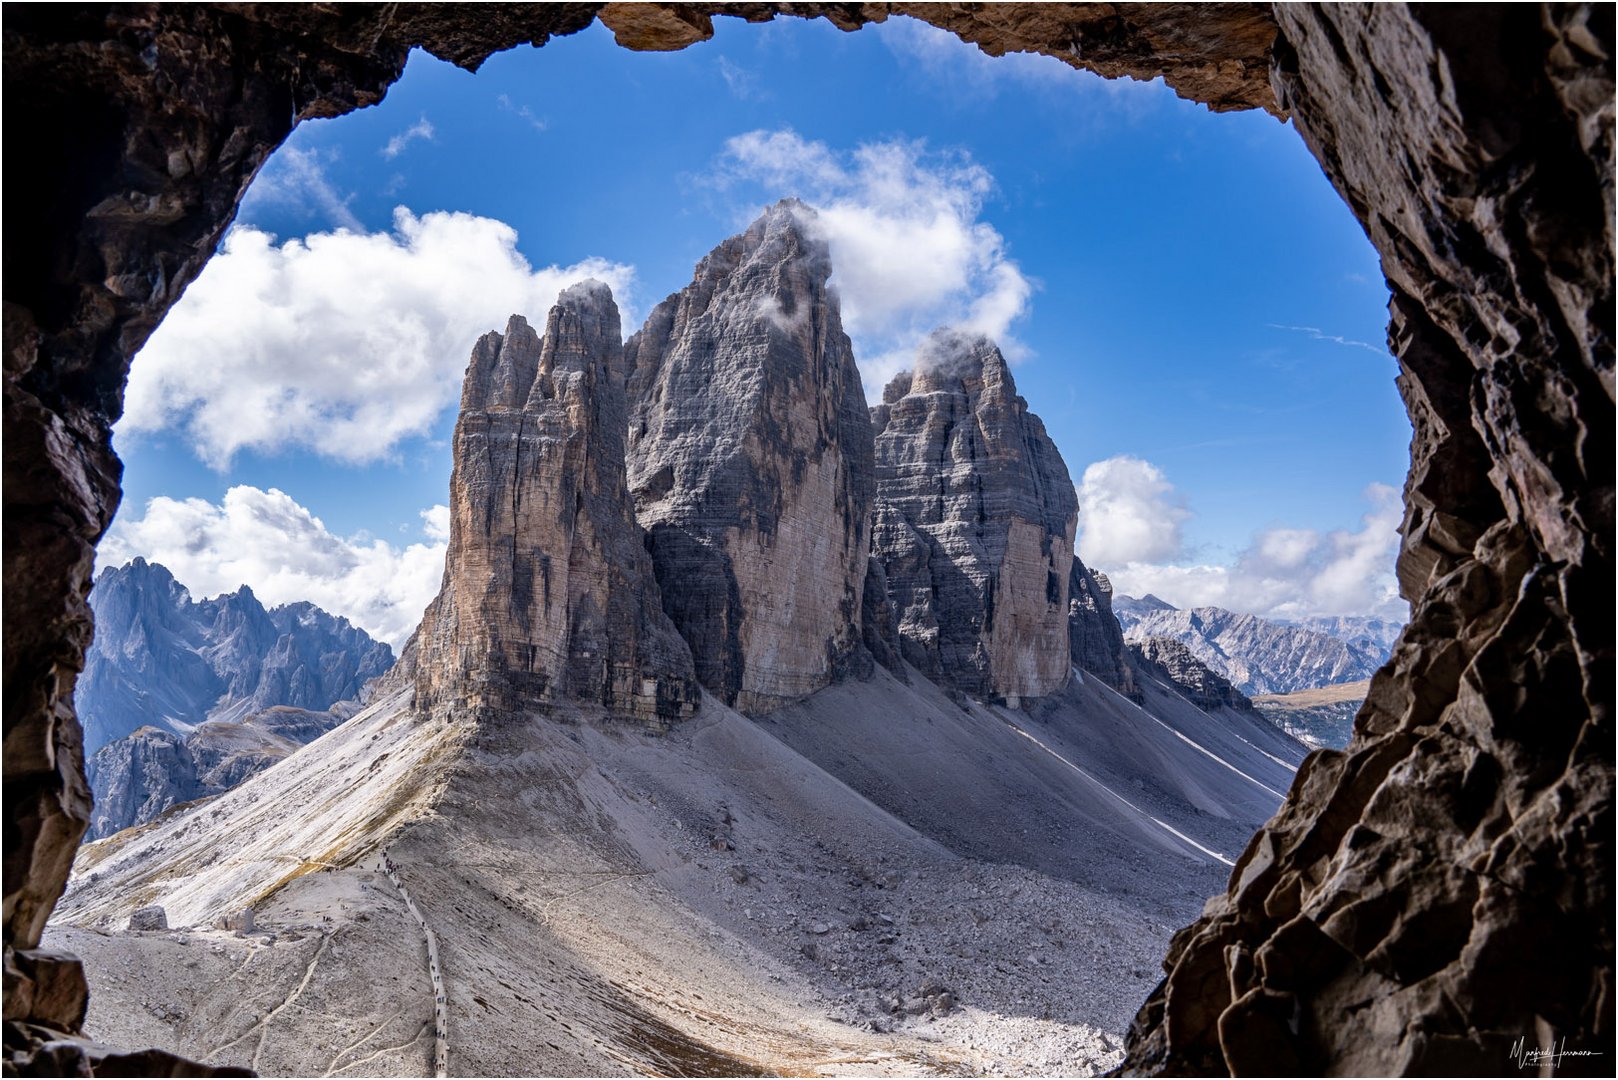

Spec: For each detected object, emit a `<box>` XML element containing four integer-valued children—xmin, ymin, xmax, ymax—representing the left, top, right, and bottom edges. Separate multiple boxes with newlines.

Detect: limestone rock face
<box><xmin>859</xmin><ymin>557</ymin><xmax>905</xmax><ymax>679</ymax></box>
<box><xmin>624</xmin><ymin>202</ymin><xmax>873</xmax><ymax>714</ymax></box>
<box><xmin>1068</xmin><ymin>563</ymin><xmax>1138</xmax><ymax>699</ymax></box>
<box><xmin>869</xmin><ymin>333</ymin><xmax>1077</xmax><ymax>705</ymax></box>
<box><xmin>84</xmin><ymin>728</ymin><xmax>201</xmax><ymax>841</ymax></box>
<box><xmin>416</xmin><ymin>284</ymin><xmax>699</xmax><ymax>724</ymax></box>
<box><xmin>1128</xmin><ymin>637</ymin><xmax>1255</xmax><ymax>714</ymax></box>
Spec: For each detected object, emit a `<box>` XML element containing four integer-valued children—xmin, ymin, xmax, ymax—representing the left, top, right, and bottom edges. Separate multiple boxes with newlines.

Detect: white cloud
<box><xmin>121</xmin><ymin>208</ymin><xmax>635</xmax><ymax>468</ymax></box>
<box><xmin>714</xmin><ymin>129</ymin><xmax>1033</xmax><ymax>399</ymax></box>
<box><xmin>1267</xmin><ymin>323</ymin><xmax>1389</xmax><ymax>356</ymax></box>
<box><xmin>239</xmin><ymin>146</ymin><xmax>362</xmax><ymax>231</ymax></box>
<box><xmin>717</xmin><ymin>57</ymin><xmax>763</xmax><ymax>101</ymax></box>
<box><xmin>99</xmin><ymin>486</ymin><xmax>447</xmax><ymax>650</ymax></box>
<box><xmin>420</xmin><ymin>504</ymin><xmax>451</xmax><ymax>543</ymax></box>
<box><xmin>1076</xmin><ymin>456</ymin><xmax>1190</xmax><ymax>566</ymax></box>
<box><xmin>497</xmin><ymin>93</ymin><xmax>547</xmax><ymax>132</ymax></box>
<box><xmin>1078</xmin><ymin>455</ymin><xmax>1406</xmax><ymax>619</ymax></box>
<box><xmin>382</xmin><ymin>115</ymin><xmax>435</xmax><ymax>159</ymax></box>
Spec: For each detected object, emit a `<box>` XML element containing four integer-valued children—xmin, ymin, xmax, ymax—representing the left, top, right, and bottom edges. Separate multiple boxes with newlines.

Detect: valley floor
<box><xmin>48</xmin><ymin>664</ymin><xmax>1305</xmax><ymax>1077</ymax></box>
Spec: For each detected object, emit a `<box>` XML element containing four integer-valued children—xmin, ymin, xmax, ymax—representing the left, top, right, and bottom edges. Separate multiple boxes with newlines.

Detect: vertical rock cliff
<box><xmin>1069</xmin><ymin>562</ymin><xmax>1139</xmax><ymax>699</ymax></box>
<box><xmin>624</xmin><ymin>201</ymin><xmax>873</xmax><ymax>714</ymax></box>
<box><xmin>415</xmin><ymin>283</ymin><xmax>699</xmax><ymax>724</ymax></box>
<box><xmin>869</xmin><ymin>332</ymin><xmax>1078</xmax><ymax>705</ymax></box>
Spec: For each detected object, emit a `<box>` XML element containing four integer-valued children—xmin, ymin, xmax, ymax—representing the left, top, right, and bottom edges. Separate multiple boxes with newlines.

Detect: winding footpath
<box><xmin>383</xmin><ymin>850</ymin><xmax>449</xmax><ymax>1078</ymax></box>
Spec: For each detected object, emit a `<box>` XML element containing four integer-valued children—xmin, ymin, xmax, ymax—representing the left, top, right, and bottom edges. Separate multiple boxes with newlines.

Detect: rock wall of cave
<box><xmin>2</xmin><ymin>3</ymin><xmax>1610</xmax><ymax>1074</ymax></box>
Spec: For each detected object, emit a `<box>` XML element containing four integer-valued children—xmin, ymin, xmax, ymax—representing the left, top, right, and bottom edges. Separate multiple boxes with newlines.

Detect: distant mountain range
<box><xmin>79</xmin><ymin>559</ymin><xmax>394</xmax><ymax>837</ymax></box>
<box><xmin>1112</xmin><ymin>595</ymin><xmax>1401</xmax><ymax>697</ymax></box>
<box><xmin>80</xmin><ymin>558</ymin><xmax>393</xmax><ymax>754</ymax></box>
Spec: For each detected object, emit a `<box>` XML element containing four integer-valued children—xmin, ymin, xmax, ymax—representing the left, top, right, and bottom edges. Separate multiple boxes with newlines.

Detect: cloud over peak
<box><xmin>100</xmin><ymin>486</ymin><xmax>447</xmax><ymax>650</ymax></box>
<box><xmin>714</xmin><ymin>129</ymin><xmax>1033</xmax><ymax>397</ymax></box>
<box><xmin>121</xmin><ymin>208</ymin><xmax>634</xmax><ymax>469</ymax></box>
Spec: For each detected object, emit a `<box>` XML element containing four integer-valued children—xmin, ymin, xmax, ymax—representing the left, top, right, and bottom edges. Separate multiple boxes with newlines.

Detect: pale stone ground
<box><xmin>48</xmin><ymin>665</ymin><xmax>1303</xmax><ymax>1077</ymax></box>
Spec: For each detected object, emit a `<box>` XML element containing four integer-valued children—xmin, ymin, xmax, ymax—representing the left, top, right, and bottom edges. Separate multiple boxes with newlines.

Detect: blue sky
<box><xmin>103</xmin><ymin>15</ymin><xmax>1411</xmax><ymax>646</ymax></box>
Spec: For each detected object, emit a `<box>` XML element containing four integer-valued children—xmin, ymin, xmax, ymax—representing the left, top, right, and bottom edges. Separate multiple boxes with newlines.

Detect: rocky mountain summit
<box><xmin>868</xmin><ymin>332</ymin><xmax>1078</xmax><ymax>706</ymax></box>
<box><xmin>79</xmin><ymin>559</ymin><xmax>392</xmax><ymax>754</ymax></box>
<box><xmin>625</xmin><ymin>201</ymin><xmax>873</xmax><ymax>714</ymax></box>
<box><xmin>1114</xmin><ymin>597</ymin><xmax>1392</xmax><ymax>696</ymax></box>
<box><xmin>415</xmin><ymin>285</ymin><xmax>699</xmax><ymax>724</ymax></box>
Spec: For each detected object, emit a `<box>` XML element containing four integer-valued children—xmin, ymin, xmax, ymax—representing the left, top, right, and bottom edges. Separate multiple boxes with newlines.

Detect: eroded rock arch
<box><xmin>3</xmin><ymin>4</ymin><xmax>1610</xmax><ymax>1074</ymax></box>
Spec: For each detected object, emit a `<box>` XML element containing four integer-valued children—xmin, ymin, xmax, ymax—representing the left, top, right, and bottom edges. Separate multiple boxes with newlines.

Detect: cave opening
<box><xmin>3</xmin><ymin>5</ymin><xmax>1609</xmax><ymax>1078</ymax></box>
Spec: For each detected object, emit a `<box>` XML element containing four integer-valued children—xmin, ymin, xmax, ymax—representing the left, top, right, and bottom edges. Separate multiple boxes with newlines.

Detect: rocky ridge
<box><xmin>415</xmin><ymin>284</ymin><xmax>700</xmax><ymax>725</ymax></box>
<box><xmin>78</xmin><ymin>559</ymin><xmax>392</xmax><ymax>755</ymax></box>
<box><xmin>868</xmin><ymin>332</ymin><xmax>1078</xmax><ymax>705</ymax></box>
<box><xmin>624</xmin><ymin>202</ymin><xmax>873</xmax><ymax>714</ymax></box>
<box><xmin>1114</xmin><ymin>598</ymin><xmax>1390</xmax><ymax>696</ymax></box>
<box><xmin>1127</xmin><ymin>638</ymin><xmax>1255</xmax><ymax>715</ymax></box>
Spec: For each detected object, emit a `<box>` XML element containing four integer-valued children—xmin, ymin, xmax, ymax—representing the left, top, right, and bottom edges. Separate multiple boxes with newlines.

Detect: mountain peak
<box><xmin>415</xmin><ymin>286</ymin><xmax>697</xmax><ymax>723</ymax></box>
<box><xmin>622</xmin><ymin>200</ymin><xmax>872</xmax><ymax>713</ymax></box>
<box><xmin>869</xmin><ymin>328</ymin><xmax>1076</xmax><ymax>703</ymax></box>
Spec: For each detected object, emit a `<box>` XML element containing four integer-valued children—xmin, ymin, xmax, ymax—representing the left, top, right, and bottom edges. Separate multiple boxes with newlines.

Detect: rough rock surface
<box><xmin>1128</xmin><ymin>638</ymin><xmax>1255</xmax><ymax>715</ymax></box>
<box><xmin>415</xmin><ymin>285</ymin><xmax>699</xmax><ymax>724</ymax></box>
<box><xmin>869</xmin><ymin>333</ymin><xmax>1077</xmax><ymax>705</ymax></box>
<box><xmin>1</xmin><ymin>4</ymin><xmax>1610</xmax><ymax>1077</ymax></box>
<box><xmin>1121</xmin><ymin>6</ymin><xmax>1614</xmax><ymax>1074</ymax></box>
<box><xmin>83</xmin><ymin>729</ymin><xmax>201</xmax><ymax>842</ymax></box>
<box><xmin>625</xmin><ymin>202</ymin><xmax>872</xmax><ymax>714</ymax></box>
<box><xmin>1068</xmin><ymin>563</ymin><xmax>1137</xmax><ymax>699</ymax></box>
<box><xmin>1116</xmin><ymin>600</ymin><xmax>1386</xmax><ymax>696</ymax></box>
<box><xmin>78</xmin><ymin>559</ymin><xmax>391</xmax><ymax>754</ymax></box>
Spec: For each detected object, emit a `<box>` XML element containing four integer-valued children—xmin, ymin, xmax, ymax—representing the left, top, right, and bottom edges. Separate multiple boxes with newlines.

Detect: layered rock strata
<box><xmin>415</xmin><ymin>284</ymin><xmax>699</xmax><ymax>725</ymax></box>
<box><xmin>869</xmin><ymin>332</ymin><xmax>1077</xmax><ymax>705</ymax></box>
<box><xmin>1068</xmin><ymin>562</ymin><xmax>1138</xmax><ymax>699</ymax></box>
<box><xmin>624</xmin><ymin>202</ymin><xmax>872</xmax><ymax>714</ymax></box>
<box><xmin>1128</xmin><ymin>638</ymin><xmax>1255</xmax><ymax>715</ymax></box>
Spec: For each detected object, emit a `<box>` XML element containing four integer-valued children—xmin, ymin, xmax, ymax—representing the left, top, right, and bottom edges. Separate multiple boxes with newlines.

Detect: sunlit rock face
<box><xmin>624</xmin><ymin>202</ymin><xmax>873</xmax><ymax>714</ymax></box>
<box><xmin>415</xmin><ymin>284</ymin><xmax>699</xmax><ymax>725</ymax></box>
<box><xmin>869</xmin><ymin>332</ymin><xmax>1078</xmax><ymax>705</ymax></box>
